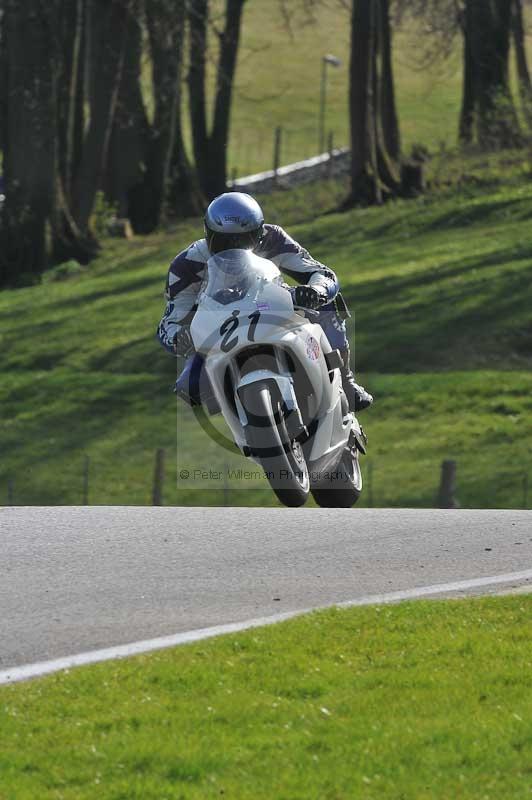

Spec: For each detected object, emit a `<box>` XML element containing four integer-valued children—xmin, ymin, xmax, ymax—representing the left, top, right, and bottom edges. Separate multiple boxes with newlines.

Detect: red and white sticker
<box><xmin>306</xmin><ymin>335</ymin><xmax>320</xmax><ymax>361</ymax></box>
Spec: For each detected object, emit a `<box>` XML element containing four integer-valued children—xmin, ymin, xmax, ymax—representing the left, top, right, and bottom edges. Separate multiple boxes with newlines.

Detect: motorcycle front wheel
<box><xmin>239</xmin><ymin>382</ymin><xmax>310</xmax><ymax>508</ymax></box>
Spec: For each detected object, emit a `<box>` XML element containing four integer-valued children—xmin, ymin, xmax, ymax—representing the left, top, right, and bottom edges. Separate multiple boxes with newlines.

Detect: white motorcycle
<box><xmin>188</xmin><ymin>249</ymin><xmax>366</xmax><ymax>508</ymax></box>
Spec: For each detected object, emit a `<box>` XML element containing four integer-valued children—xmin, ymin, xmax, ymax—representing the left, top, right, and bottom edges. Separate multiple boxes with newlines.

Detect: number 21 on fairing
<box><xmin>219</xmin><ymin>311</ymin><xmax>261</xmax><ymax>352</ymax></box>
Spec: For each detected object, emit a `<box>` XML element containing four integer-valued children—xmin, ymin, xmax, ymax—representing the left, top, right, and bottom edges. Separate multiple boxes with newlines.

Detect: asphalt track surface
<box><xmin>1</xmin><ymin>507</ymin><xmax>531</xmax><ymax>682</ymax></box>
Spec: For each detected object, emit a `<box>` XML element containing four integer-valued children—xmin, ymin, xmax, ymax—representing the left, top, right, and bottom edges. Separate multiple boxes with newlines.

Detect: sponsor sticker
<box><xmin>306</xmin><ymin>335</ymin><xmax>320</xmax><ymax>361</ymax></box>
<box><xmin>256</xmin><ymin>302</ymin><xmax>270</xmax><ymax>310</ymax></box>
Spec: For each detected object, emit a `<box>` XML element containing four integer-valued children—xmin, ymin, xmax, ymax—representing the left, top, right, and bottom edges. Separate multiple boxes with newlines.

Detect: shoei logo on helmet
<box><xmin>224</xmin><ymin>215</ymin><xmax>241</xmax><ymax>223</ymax></box>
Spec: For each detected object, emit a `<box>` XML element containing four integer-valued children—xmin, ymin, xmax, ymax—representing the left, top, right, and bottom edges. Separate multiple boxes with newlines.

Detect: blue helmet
<box><xmin>204</xmin><ymin>192</ymin><xmax>264</xmax><ymax>254</ymax></box>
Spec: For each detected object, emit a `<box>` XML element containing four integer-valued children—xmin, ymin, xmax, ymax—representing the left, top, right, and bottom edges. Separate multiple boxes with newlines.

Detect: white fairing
<box><xmin>190</xmin><ymin>249</ymin><xmax>356</xmax><ymax>475</ymax></box>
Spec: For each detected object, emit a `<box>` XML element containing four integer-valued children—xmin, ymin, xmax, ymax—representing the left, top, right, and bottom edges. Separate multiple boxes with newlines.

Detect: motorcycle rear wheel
<box><xmin>240</xmin><ymin>382</ymin><xmax>310</xmax><ymax>508</ymax></box>
<box><xmin>311</xmin><ymin>446</ymin><xmax>362</xmax><ymax>508</ymax></box>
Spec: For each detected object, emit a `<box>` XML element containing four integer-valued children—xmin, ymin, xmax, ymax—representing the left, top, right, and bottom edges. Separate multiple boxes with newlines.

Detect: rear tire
<box><xmin>311</xmin><ymin>446</ymin><xmax>362</xmax><ymax>508</ymax></box>
<box><xmin>240</xmin><ymin>382</ymin><xmax>310</xmax><ymax>508</ymax></box>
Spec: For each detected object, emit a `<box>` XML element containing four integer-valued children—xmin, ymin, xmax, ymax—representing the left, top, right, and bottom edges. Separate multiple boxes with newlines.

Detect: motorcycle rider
<box><xmin>157</xmin><ymin>192</ymin><xmax>373</xmax><ymax>412</ymax></box>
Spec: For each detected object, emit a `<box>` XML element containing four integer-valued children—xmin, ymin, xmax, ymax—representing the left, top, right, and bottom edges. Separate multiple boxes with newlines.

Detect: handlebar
<box><xmin>293</xmin><ymin>305</ymin><xmax>321</xmax><ymax>320</ymax></box>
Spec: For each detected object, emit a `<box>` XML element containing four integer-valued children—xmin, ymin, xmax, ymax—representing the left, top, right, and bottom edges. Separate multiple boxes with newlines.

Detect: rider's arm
<box><xmin>257</xmin><ymin>224</ymin><xmax>339</xmax><ymax>302</ymax></box>
<box><xmin>156</xmin><ymin>244</ymin><xmax>207</xmax><ymax>354</ymax></box>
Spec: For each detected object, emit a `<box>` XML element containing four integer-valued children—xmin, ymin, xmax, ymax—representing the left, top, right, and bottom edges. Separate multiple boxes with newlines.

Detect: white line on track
<box><xmin>1</xmin><ymin>568</ymin><xmax>531</xmax><ymax>686</ymax></box>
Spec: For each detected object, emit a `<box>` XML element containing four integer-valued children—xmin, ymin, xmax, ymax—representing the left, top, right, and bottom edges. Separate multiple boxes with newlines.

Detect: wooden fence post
<box><xmin>153</xmin><ymin>449</ymin><xmax>165</xmax><ymax>506</ymax></box>
<box><xmin>327</xmin><ymin>131</ymin><xmax>334</xmax><ymax>177</ymax></box>
<box><xmin>436</xmin><ymin>460</ymin><xmax>459</xmax><ymax>508</ymax></box>
<box><xmin>82</xmin><ymin>455</ymin><xmax>90</xmax><ymax>506</ymax></box>
<box><xmin>273</xmin><ymin>126</ymin><xmax>282</xmax><ymax>179</ymax></box>
<box><xmin>223</xmin><ymin>463</ymin><xmax>230</xmax><ymax>507</ymax></box>
<box><xmin>367</xmin><ymin>459</ymin><xmax>373</xmax><ymax>508</ymax></box>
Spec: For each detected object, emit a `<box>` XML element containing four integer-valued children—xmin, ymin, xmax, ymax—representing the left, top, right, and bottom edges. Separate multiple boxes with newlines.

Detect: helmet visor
<box><xmin>205</xmin><ymin>228</ymin><xmax>263</xmax><ymax>255</ymax></box>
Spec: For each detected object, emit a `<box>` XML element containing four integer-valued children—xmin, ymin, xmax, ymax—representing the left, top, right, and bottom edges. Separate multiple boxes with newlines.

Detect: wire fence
<box><xmin>2</xmin><ymin>454</ymin><xmax>530</xmax><ymax>509</ymax></box>
<box><xmin>227</xmin><ymin>124</ymin><xmax>349</xmax><ymax>181</ymax></box>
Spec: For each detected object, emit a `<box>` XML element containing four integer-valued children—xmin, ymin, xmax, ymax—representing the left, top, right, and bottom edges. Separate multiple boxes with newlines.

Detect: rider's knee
<box><xmin>175</xmin><ymin>353</ymin><xmax>220</xmax><ymax>414</ymax></box>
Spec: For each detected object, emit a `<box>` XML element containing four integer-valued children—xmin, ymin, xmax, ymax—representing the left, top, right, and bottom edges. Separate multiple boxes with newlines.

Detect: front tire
<box><xmin>239</xmin><ymin>382</ymin><xmax>310</xmax><ymax>508</ymax></box>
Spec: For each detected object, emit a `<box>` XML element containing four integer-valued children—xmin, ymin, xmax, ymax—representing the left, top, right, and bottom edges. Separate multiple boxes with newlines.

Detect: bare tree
<box><xmin>70</xmin><ymin>0</ymin><xmax>130</xmax><ymax>232</ymax></box>
<box><xmin>395</xmin><ymin>0</ymin><xmax>525</xmax><ymax>148</ymax></box>
<box><xmin>188</xmin><ymin>0</ymin><xmax>247</xmax><ymax>198</ymax></box>
<box><xmin>0</xmin><ymin>1</ymin><xmax>57</xmax><ymax>283</ymax></box>
<box><xmin>104</xmin><ymin>4</ymin><xmax>148</xmax><ymax>220</ymax></box>
<box><xmin>107</xmin><ymin>0</ymin><xmax>204</xmax><ymax>232</ymax></box>
<box><xmin>56</xmin><ymin>0</ymin><xmax>86</xmax><ymax>201</ymax></box>
<box><xmin>0</xmin><ymin>0</ymin><xmax>96</xmax><ymax>286</ymax></box>
<box><xmin>459</xmin><ymin>0</ymin><xmax>521</xmax><ymax>148</ymax></box>
<box><xmin>380</xmin><ymin>0</ymin><xmax>401</xmax><ymax>161</ymax></box>
<box><xmin>346</xmin><ymin>0</ymin><xmax>403</xmax><ymax>206</ymax></box>
<box><xmin>511</xmin><ymin>0</ymin><xmax>532</xmax><ymax>129</ymax></box>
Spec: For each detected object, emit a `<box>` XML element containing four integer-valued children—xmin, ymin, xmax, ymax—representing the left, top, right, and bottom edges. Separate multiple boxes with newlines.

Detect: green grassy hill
<box><xmin>1</xmin><ymin>173</ymin><xmax>531</xmax><ymax>508</ymax></box>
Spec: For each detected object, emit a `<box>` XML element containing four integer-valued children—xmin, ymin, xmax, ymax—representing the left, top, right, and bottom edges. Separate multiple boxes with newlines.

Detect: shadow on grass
<box><xmin>0</xmin><ymin>368</ymin><xmax>171</xmax><ymax>503</ymax></box>
<box><xmin>366</xmin><ymin>195</ymin><xmax>532</xmax><ymax>242</ymax></box>
<box><xmin>343</xmin><ymin>247</ymin><xmax>532</xmax><ymax>371</ymax></box>
<box><xmin>89</xmin><ymin>336</ymin><xmax>176</xmax><ymax>376</ymax></box>
<box><xmin>304</xmin><ymin>190</ymin><xmax>532</xmax><ymax>255</ymax></box>
<box><xmin>48</xmin><ymin>270</ymin><xmax>163</xmax><ymax>312</ymax></box>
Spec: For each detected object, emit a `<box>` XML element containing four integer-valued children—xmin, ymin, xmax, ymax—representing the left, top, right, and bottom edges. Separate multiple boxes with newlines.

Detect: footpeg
<box><xmin>349</xmin><ymin>423</ymin><xmax>368</xmax><ymax>455</ymax></box>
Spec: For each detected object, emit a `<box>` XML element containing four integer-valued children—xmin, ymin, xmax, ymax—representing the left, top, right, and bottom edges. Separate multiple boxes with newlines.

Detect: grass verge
<box><xmin>1</xmin><ymin>595</ymin><xmax>531</xmax><ymax>799</ymax></box>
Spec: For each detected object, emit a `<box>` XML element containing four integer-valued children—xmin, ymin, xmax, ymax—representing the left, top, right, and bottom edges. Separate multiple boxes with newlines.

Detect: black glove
<box><xmin>173</xmin><ymin>327</ymin><xmax>194</xmax><ymax>356</ymax></box>
<box><xmin>293</xmin><ymin>284</ymin><xmax>328</xmax><ymax>311</ymax></box>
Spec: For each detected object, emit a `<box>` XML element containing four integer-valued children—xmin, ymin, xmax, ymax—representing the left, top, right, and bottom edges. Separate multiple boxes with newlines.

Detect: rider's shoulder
<box><xmin>262</xmin><ymin>223</ymin><xmax>287</xmax><ymax>239</ymax></box>
<box><xmin>259</xmin><ymin>223</ymin><xmax>291</xmax><ymax>250</ymax></box>
<box><xmin>258</xmin><ymin>224</ymin><xmax>300</xmax><ymax>258</ymax></box>
<box><xmin>169</xmin><ymin>239</ymin><xmax>210</xmax><ymax>272</ymax></box>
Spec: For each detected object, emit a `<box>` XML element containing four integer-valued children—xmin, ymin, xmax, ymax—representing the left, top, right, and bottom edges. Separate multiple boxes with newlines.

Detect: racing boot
<box><xmin>339</xmin><ymin>347</ymin><xmax>373</xmax><ymax>412</ymax></box>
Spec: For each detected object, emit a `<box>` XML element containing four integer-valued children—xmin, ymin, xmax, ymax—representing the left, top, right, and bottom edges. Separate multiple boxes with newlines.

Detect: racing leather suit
<box><xmin>157</xmin><ymin>224</ymin><xmax>348</xmax><ymax>352</ymax></box>
<box><xmin>157</xmin><ymin>225</ymin><xmax>372</xmax><ymax>411</ymax></box>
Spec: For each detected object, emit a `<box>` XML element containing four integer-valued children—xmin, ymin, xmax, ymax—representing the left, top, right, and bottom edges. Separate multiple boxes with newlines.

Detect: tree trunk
<box><xmin>206</xmin><ymin>0</ymin><xmax>246</xmax><ymax>198</ymax></box>
<box><xmin>460</xmin><ymin>0</ymin><xmax>521</xmax><ymax>149</ymax></box>
<box><xmin>188</xmin><ymin>0</ymin><xmax>246</xmax><ymax>199</ymax></box>
<box><xmin>378</xmin><ymin>0</ymin><xmax>400</xmax><ymax>162</ymax></box>
<box><xmin>0</xmin><ymin>0</ymin><xmax>56</xmax><ymax>284</ymax></box>
<box><xmin>168</xmin><ymin>86</ymin><xmax>206</xmax><ymax>218</ymax></box>
<box><xmin>482</xmin><ymin>0</ymin><xmax>520</xmax><ymax>147</ymax></box>
<box><xmin>346</xmin><ymin>0</ymin><xmax>402</xmax><ymax>207</ymax></box>
<box><xmin>56</xmin><ymin>0</ymin><xmax>85</xmax><ymax>199</ymax></box>
<box><xmin>107</xmin><ymin>0</ymin><xmax>203</xmax><ymax>229</ymax></box>
<box><xmin>369</xmin><ymin>0</ymin><xmax>382</xmax><ymax>204</ymax></box>
<box><xmin>374</xmin><ymin>0</ymin><xmax>401</xmax><ymax>196</ymax></box>
<box><xmin>459</xmin><ymin>0</ymin><xmax>474</xmax><ymax>144</ymax></box>
<box><xmin>0</xmin><ymin>4</ymin><xmax>6</xmax><ymax>156</ymax></box>
<box><xmin>169</xmin><ymin>136</ymin><xmax>206</xmax><ymax>218</ymax></box>
<box><xmin>131</xmin><ymin>0</ymin><xmax>185</xmax><ymax>232</ymax></box>
<box><xmin>348</xmin><ymin>0</ymin><xmax>374</xmax><ymax>204</ymax></box>
<box><xmin>511</xmin><ymin>0</ymin><xmax>532</xmax><ymax>128</ymax></box>
<box><xmin>187</xmin><ymin>0</ymin><xmax>210</xmax><ymax>194</ymax></box>
<box><xmin>1</xmin><ymin>0</ymin><xmax>94</xmax><ymax>286</ymax></box>
<box><xmin>105</xmin><ymin>4</ymin><xmax>147</xmax><ymax>218</ymax></box>
<box><xmin>71</xmin><ymin>0</ymin><xmax>129</xmax><ymax>233</ymax></box>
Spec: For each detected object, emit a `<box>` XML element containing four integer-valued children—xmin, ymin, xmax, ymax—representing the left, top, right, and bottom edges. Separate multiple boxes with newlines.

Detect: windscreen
<box><xmin>204</xmin><ymin>249</ymin><xmax>279</xmax><ymax>306</ymax></box>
